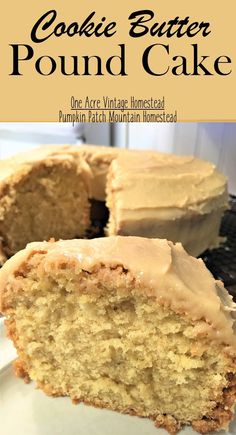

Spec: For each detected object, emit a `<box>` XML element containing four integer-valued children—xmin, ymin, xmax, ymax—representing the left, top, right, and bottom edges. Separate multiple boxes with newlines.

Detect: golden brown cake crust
<box><xmin>13</xmin><ymin>359</ymin><xmax>30</xmax><ymax>384</ymax></box>
<box><xmin>192</xmin><ymin>372</ymin><xmax>236</xmax><ymax>433</ymax></box>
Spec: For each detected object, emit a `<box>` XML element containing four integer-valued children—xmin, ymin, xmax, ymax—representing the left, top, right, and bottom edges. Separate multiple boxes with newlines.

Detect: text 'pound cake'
<box><xmin>0</xmin><ymin>145</ymin><xmax>228</xmax><ymax>262</ymax></box>
<box><xmin>0</xmin><ymin>236</ymin><xmax>236</xmax><ymax>434</ymax></box>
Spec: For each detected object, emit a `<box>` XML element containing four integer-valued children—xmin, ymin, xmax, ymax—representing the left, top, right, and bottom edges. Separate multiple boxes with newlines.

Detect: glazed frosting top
<box><xmin>108</xmin><ymin>152</ymin><xmax>228</xmax><ymax>220</ymax></box>
<box><xmin>0</xmin><ymin>236</ymin><xmax>235</xmax><ymax>350</ymax></box>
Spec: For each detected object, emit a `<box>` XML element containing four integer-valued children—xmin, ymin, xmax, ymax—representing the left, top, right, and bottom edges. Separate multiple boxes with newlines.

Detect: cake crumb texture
<box><xmin>1</xmin><ymin>237</ymin><xmax>236</xmax><ymax>433</ymax></box>
<box><xmin>0</xmin><ymin>155</ymin><xmax>90</xmax><ymax>256</ymax></box>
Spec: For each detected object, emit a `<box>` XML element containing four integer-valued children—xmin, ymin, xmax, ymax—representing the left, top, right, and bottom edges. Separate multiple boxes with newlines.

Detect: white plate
<box><xmin>0</xmin><ymin>318</ymin><xmax>235</xmax><ymax>435</ymax></box>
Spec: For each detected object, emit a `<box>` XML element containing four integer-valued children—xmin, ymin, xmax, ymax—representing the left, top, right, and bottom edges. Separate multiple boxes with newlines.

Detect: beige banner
<box><xmin>0</xmin><ymin>0</ymin><xmax>235</xmax><ymax>121</ymax></box>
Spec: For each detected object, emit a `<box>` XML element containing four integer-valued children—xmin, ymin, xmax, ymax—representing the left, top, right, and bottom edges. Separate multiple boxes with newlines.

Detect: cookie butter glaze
<box><xmin>107</xmin><ymin>152</ymin><xmax>228</xmax><ymax>220</ymax></box>
<box><xmin>0</xmin><ymin>237</ymin><xmax>235</xmax><ymax>350</ymax></box>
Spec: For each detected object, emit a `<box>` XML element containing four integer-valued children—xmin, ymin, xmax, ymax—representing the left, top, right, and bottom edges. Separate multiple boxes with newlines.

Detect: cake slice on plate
<box><xmin>0</xmin><ymin>236</ymin><xmax>236</xmax><ymax>433</ymax></box>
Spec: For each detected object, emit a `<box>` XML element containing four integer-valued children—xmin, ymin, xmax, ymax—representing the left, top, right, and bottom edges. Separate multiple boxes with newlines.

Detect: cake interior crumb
<box><xmin>5</xmin><ymin>255</ymin><xmax>231</xmax><ymax>425</ymax></box>
<box><xmin>0</xmin><ymin>160</ymin><xmax>90</xmax><ymax>255</ymax></box>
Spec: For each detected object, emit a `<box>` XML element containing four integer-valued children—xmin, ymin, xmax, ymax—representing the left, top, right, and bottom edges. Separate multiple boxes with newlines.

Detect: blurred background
<box><xmin>0</xmin><ymin>122</ymin><xmax>235</xmax><ymax>193</ymax></box>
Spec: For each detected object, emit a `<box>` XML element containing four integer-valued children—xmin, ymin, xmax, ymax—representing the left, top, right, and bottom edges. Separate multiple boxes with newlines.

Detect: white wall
<box><xmin>0</xmin><ymin>123</ymin><xmax>83</xmax><ymax>158</ymax></box>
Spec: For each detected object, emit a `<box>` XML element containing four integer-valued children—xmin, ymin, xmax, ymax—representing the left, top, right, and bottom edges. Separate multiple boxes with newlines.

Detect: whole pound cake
<box><xmin>0</xmin><ymin>145</ymin><xmax>228</xmax><ymax>261</ymax></box>
<box><xmin>0</xmin><ymin>236</ymin><xmax>236</xmax><ymax>434</ymax></box>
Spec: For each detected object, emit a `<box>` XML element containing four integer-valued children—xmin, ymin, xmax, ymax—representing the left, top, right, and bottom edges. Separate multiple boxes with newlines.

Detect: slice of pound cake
<box><xmin>0</xmin><ymin>236</ymin><xmax>236</xmax><ymax>434</ymax></box>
